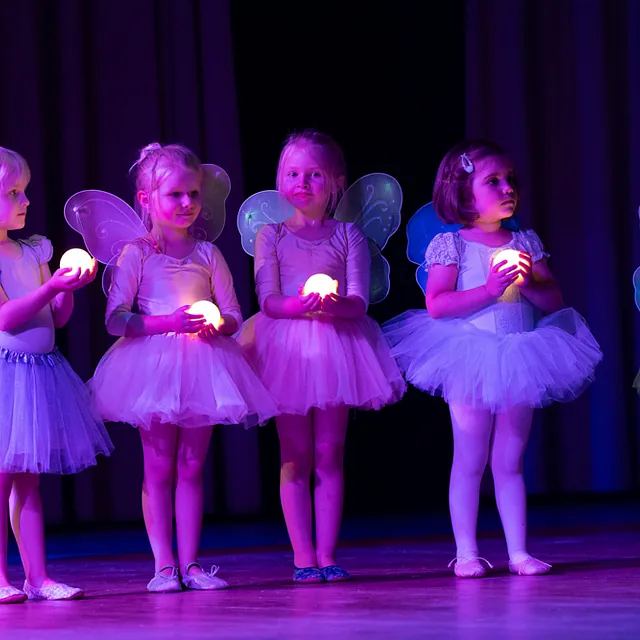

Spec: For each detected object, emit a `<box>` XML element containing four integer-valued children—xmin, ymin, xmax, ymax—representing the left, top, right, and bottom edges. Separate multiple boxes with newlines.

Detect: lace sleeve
<box><xmin>518</xmin><ymin>229</ymin><xmax>550</xmax><ymax>263</ymax></box>
<box><xmin>424</xmin><ymin>232</ymin><xmax>462</xmax><ymax>270</ymax></box>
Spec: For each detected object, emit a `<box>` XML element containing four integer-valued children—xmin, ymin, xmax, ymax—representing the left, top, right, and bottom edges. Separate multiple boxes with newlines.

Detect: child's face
<box><xmin>0</xmin><ymin>175</ymin><xmax>29</xmax><ymax>231</ymax></box>
<box><xmin>279</xmin><ymin>145</ymin><xmax>332</xmax><ymax>216</ymax></box>
<box><xmin>142</xmin><ymin>167</ymin><xmax>202</xmax><ymax>232</ymax></box>
<box><xmin>470</xmin><ymin>156</ymin><xmax>517</xmax><ymax>224</ymax></box>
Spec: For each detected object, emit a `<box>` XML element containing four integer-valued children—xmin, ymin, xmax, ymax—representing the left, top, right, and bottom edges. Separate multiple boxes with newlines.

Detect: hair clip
<box><xmin>460</xmin><ymin>153</ymin><xmax>474</xmax><ymax>174</ymax></box>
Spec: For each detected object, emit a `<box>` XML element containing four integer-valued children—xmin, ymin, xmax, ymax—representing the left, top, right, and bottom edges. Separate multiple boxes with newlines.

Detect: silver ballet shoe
<box><xmin>0</xmin><ymin>586</ymin><xmax>27</xmax><ymax>604</ymax></box>
<box><xmin>147</xmin><ymin>566</ymin><xmax>182</xmax><ymax>593</ymax></box>
<box><xmin>23</xmin><ymin>580</ymin><xmax>84</xmax><ymax>601</ymax></box>
<box><xmin>181</xmin><ymin>563</ymin><xmax>230</xmax><ymax>590</ymax></box>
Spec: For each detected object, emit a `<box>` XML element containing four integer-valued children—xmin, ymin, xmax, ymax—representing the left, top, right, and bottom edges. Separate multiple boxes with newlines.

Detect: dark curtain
<box><xmin>466</xmin><ymin>0</ymin><xmax>640</xmax><ymax>493</ymax></box>
<box><xmin>0</xmin><ymin>0</ymin><xmax>259</xmax><ymax>525</ymax></box>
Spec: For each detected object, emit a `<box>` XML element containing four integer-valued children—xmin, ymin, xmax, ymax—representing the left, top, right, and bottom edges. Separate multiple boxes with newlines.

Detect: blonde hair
<box><xmin>0</xmin><ymin>146</ymin><xmax>30</xmax><ymax>190</ymax></box>
<box><xmin>130</xmin><ymin>142</ymin><xmax>203</xmax><ymax>229</ymax></box>
<box><xmin>275</xmin><ymin>130</ymin><xmax>347</xmax><ymax>215</ymax></box>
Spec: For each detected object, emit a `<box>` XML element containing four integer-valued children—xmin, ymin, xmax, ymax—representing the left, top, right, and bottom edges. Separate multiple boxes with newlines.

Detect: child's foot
<box><xmin>146</xmin><ymin>566</ymin><xmax>182</xmax><ymax>593</ymax></box>
<box><xmin>448</xmin><ymin>556</ymin><xmax>493</xmax><ymax>578</ymax></box>
<box><xmin>320</xmin><ymin>565</ymin><xmax>351</xmax><ymax>582</ymax></box>
<box><xmin>508</xmin><ymin>555</ymin><xmax>552</xmax><ymax>576</ymax></box>
<box><xmin>23</xmin><ymin>579</ymin><xmax>83</xmax><ymax>601</ymax></box>
<box><xmin>293</xmin><ymin>566</ymin><xmax>325</xmax><ymax>583</ymax></box>
<box><xmin>181</xmin><ymin>563</ymin><xmax>229</xmax><ymax>591</ymax></box>
<box><xmin>0</xmin><ymin>586</ymin><xmax>27</xmax><ymax>604</ymax></box>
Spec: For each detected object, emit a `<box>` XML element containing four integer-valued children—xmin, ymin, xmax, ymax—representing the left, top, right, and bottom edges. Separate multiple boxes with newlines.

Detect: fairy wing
<box><xmin>64</xmin><ymin>190</ymin><xmax>146</xmax><ymax>264</ymax></box>
<box><xmin>407</xmin><ymin>201</ymin><xmax>521</xmax><ymax>294</ymax></box>
<box><xmin>634</xmin><ymin>206</ymin><xmax>640</xmax><ymax>311</ymax></box>
<box><xmin>190</xmin><ymin>164</ymin><xmax>230</xmax><ymax>243</ymax></box>
<box><xmin>334</xmin><ymin>173</ymin><xmax>402</xmax><ymax>304</ymax></box>
<box><xmin>237</xmin><ymin>190</ymin><xmax>294</xmax><ymax>256</ymax></box>
<box><xmin>64</xmin><ymin>189</ymin><xmax>147</xmax><ymax>296</ymax></box>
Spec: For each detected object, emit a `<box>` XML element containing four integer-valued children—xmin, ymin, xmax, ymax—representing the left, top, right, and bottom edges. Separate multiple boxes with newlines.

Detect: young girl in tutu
<box><xmin>0</xmin><ymin>146</ymin><xmax>113</xmax><ymax>603</ymax></box>
<box><xmin>384</xmin><ymin>140</ymin><xmax>602</xmax><ymax>578</ymax></box>
<box><xmin>237</xmin><ymin>131</ymin><xmax>405</xmax><ymax>582</ymax></box>
<box><xmin>89</xmin><ymin>143</ymin><xmax>277</xmax><ymax>592</ymax></box>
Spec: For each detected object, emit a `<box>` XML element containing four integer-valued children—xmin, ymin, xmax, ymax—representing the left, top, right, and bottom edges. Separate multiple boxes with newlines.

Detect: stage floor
<box><xmin>2</xmin><ymin>512</ymin><xmax>640</xmax><ymax>639</ymax></box>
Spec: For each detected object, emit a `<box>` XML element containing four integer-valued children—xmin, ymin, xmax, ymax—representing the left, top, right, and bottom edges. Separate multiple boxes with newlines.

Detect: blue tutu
<box><xmin>0</xmin><ymin>346</ymin><xmax>113</xmax><ymax>474</ymax></box>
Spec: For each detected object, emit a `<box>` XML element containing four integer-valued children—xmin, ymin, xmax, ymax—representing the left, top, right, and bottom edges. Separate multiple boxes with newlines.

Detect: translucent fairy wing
<box><xmin>634</xmin><ymin>207</ymin><xmax>640</xmax><ymax>311</ymax></box>
<box><xmin>237</xmin><ymin>190</ymin><xmax>294</xmax><ymax>256</ymax></box>
<box><xmin>407</xmin><ymin>201</ymin><xmax>521</xmax><ymax>294</ymax></box>
<box><xmin>369</xmin><ymin>242</ymin><xmax>392</xmax><ymax>305</ymax></box>
<box><xmin>334</xmin><ymin>173</ymin><xmax>403</xmax><ymax>303</ymax></box>
<box><xmin>64</xmin><ymin>190</ymin><xmax>146</xmax><ymax>265</ymax></box>
<box><xmin>101</xmin><ymin>254</ymin><xmax>120</xmax><ymax>297</ymax></box>
<box><xmin>334</xmin><ymin>173</ymin><xmax>402</xmax><ymax>250</ymax></box>
<box><xmin>190</xmin><ymin>164</ymin><xmax>230</xmax><ymax>243</ymax></box>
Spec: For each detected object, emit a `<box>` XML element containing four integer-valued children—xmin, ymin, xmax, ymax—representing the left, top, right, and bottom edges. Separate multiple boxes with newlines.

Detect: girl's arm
<box><xmin>0</xmin><ymin>266</ymin><xmax>92</xmax><ymax>332</ymax></box>
<box><xmin>321</xmin><ymin>223</ymin><xmax>368</xmax><ymax>319</ymax></box>
<box><xmin>209</xmin><ymin>245</ymin><xmax>242</xmax><ymax>335</ymax></box>
<box><xmin>106</xmin><ymin>243</ymin><xmax>205</xmax><ymax>337</ymax></box>
<box><xmin>517</xmin><ymin>256</ymin><xmax>564</xmax><ymax>313</ymax></box>
<box><xmin>255</xmin><ymin>225</ymin><xmax>322</xmax><ymax>319</ymax></box>
<box><xmin>426</xmin><ymin>260</ymin><xmax>518</xmax><ymax>319</ymax></box>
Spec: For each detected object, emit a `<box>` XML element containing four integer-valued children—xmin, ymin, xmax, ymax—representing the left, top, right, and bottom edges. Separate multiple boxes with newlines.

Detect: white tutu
<box><xmin>383</xmin><ymin>308</ymin><xmax>602</xmax><ymax>412</ymax></box>
<box><xmin>0</xmin><ymin>347</ymin><xmax>113</xmax><ymax>474</ymax></box>
<box><xmin>89</xmin><ymin>333</ymin><xmax>278</xmax><ymax>429</ymax></box>
<box><xmin>236</xmin><ymin>312</ymin><xmax>406</xmax><ymax>415</ymax></box>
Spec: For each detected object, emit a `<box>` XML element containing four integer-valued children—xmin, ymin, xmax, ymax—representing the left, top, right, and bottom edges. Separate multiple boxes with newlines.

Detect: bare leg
<box><xmin>9</xmin><ymin>473</ymin><xmax>51</xmax><ymax>587</ymax></box>
<box><xmin>313</xmin><ymin>406</ymin><xmax>349</xmax><ymax>568</ymax></box>
<box><xmin>174</xmin><ymin>426</ymin><xmax>213</xmax><ymax>575</ymax></box>
<box><xmin>277</xmin><ymin>413</ymin><xmax>315</xmax><ymax>568</ymax></box>
<box><xmin>139</xmin><ymin>424</ymin><xmax>178</xmax><ymax>573</ymax></box>
<box><xmin>0</xmin><ymin>473</ymin><xmax>13</xmax><ymax>588</ymax></box>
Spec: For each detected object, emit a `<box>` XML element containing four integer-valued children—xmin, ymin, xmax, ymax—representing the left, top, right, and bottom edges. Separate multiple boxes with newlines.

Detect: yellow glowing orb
<box><xmin>60</xmin><ymin>248</ymin><xmax>94</xmax><ymax>277</ymax></box>
<box><xmin>188</xmin><ymin>300</ymin><xmax>221</xmax><ymax>328</ymax></box>
<box><xmin>302</xmin><ymin>273</ymin><xmax>339</xmax><ymax>298</ymax></box>
<box><xmin>492</xmin><ymin>249</ymin><xmax>526</xmax><ymax>285</ymax></box>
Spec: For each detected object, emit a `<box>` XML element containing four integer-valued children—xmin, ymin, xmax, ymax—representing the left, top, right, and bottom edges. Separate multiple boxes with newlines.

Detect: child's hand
<box><xmin>321</xmin><ymin>293</ymin><xmax>347</xmax><ymax>316</ymax></box>
<box><xmin>516</xmin><ymin>252</ymin><xmax>533</xmax><ymax>288</ymax></box>
<box><xmin>47</xmin><ymin>260</ymin><xmax>98</xmax><ymax>293</ymax></box>
<box><xmin>198</xmin><ymin>317</ymin><xmax>234</xmax><ymax>341</ymax></box>
<box><xmin>485</xmin><ymin>260</ymin><xmax>519</xmax><ymax>298</ymax></box>
<box><xmin>198</xmin><ymin>324</ymin><xmax>220</xmax><ymax>342</ymax></box>
<box><xmin>297</xmin><ymin>286</ymin><xmax>322</xmax><ymax>314</ymax></box>
<box><xmin>168</xmin><ymin>305</ymin><xmax>207</xmax><ymax>334</ymax></box>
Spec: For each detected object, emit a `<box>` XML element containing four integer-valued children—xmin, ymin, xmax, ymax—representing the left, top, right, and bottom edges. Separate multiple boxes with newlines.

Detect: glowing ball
<box><xmin>491</xmin><ymin>249</ymin><xmax>527</xmax><ymax>285</ymax></box>
<box><xmin>59</xmin><ymin>248</ymin><xmax>94</xmax><ymax>277</ymax></box>
<box><xmin>188</xmin><ymin>300</ymin><xmax>221</xmax><ymax>329</ymax></box>
<box><xmin>302</xmin><ymin>273</ymin><xmax>339</xmax><ymax>298</ymax></box>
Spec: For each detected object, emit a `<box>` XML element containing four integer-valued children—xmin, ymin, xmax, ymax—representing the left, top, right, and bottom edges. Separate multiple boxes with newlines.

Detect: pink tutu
<box><xmin>236</xmin><ymin>312</ymin><xmax>406</xmax><ymax>415</ymax></box>
<box><xmin>383</xmin><ymin>307</ymin><xmax>602</xmax><ymax>412</ymax></box>
<box><xmin>89</xmin><ymin>333</ymin><xmax>278</xmax><ymax>429</ymax></box>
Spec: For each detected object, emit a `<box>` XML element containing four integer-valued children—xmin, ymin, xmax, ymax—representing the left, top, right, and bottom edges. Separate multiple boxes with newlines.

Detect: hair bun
<box><xmin>139</xmin><ymin>142</ymin><xmax>162</xmax><ymax>162</ymax></box>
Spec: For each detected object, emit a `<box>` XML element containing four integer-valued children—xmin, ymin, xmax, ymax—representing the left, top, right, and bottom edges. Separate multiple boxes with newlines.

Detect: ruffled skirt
<box><xmin>236</xmin><ymin>312</ymin><xmax>406</xmax><ymax>415</ymax></box>
<box><xmin>382</xmin><ymin>308</ymin><xmax>602</xmax><ymax>412</ymax></box>
<box><xmin>0</xmin><ymin>346</ymin><xmax>113</xmax><ymax>474</ymax></box>
<box><xmin>89</xmin><ymin>333</ymin><xmax>278</xmax><ymax>429</ymax></box>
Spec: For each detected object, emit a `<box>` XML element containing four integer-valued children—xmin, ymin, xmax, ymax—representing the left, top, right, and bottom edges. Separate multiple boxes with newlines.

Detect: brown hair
<box><xmin>432</xmin><ymin>140</ymin><xmax>518</xmax><ymax>224</ymax></box>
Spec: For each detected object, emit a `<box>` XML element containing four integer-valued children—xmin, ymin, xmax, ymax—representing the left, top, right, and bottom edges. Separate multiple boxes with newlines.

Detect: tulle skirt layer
<box><xmin>89</xmin><ymin>333</ymin><xmax>278</xmax><ymax>429</ymax></box>
<box><xmin>0</xmin><ymin>347</ymin><xmax>113</xmax><ymax>474</ymax></box>
<box><xmin>236</xmin><ymin>312</ymin><xmax>406</xmax><ymax>415</ymax></box>
<box><xmin>382</xmin><ymin>308</ymin><xmax>602</xmax><ymax>412</ymax></box>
